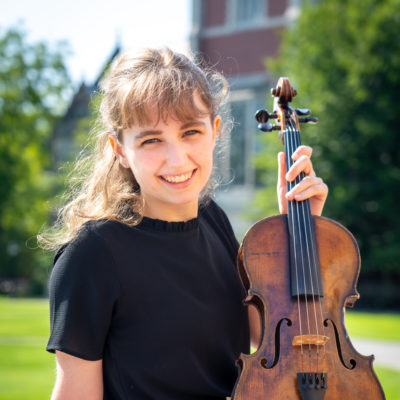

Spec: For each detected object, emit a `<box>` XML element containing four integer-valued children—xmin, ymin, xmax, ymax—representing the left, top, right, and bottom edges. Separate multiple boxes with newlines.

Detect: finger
<box><xmin>286</xmin><ymin>155</ymin><xmax>315</xmax><ymax>181</ymax></box>
<box><xmin>292</xmin><ymin>145</ymin><xmax>312</xmax><ymax>161</ymax></box>
<box><xmin>287</xmin><ymin>181</ymin><xmax>328</xmax><ymax>202</ymax></box>
<box><xmin>286</xmin><ymin>176</ymin><xmax>323</xmax><ymax>200</ymax></box>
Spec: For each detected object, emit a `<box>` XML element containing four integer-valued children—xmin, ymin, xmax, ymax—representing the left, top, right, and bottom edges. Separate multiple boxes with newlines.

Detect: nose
<box><xmin>165</xmin><ymin>142</ymin><xmax>187</xmax><ymax>167</ymax></box>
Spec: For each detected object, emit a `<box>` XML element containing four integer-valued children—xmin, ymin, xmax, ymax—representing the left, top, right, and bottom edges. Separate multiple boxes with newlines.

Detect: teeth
<box><xmin>163</xmin><ymin>171</ymin><xmax>193</xmax><ymax>183</ymax></box>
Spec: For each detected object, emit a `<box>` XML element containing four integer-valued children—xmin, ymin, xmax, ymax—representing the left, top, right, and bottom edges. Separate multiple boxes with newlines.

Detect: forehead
<box><xmin>148</xmin><ymin>95</ymin><xmax>210</xmax><ymax>126</ymax></box>
<box><xmin>125</xmin><ymin>114</ymin><xmax>210</xmax><ymax>138</ymax></box>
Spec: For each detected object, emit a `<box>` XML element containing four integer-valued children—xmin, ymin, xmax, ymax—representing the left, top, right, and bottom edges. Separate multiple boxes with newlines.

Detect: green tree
<box><xmin>0</xmin><ymin>27</ymin><xmax>71</xmax><ymax>294</ymax></box>
<box><xmin>253</xmin><ymin>0</ymin><xmax>400</xmax><ymax>308</ymax></box>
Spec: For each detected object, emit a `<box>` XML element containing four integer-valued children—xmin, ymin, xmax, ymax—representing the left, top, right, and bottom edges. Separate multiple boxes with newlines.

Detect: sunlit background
<box><xmin>0</xmin><ymin>0</ymin><xmax>191</xmax><ymax>83</ymax></box>
<box><xmin>0</xmin><ymin>0</ymin><xmax>399</xmax><ymax>398</ymax></box>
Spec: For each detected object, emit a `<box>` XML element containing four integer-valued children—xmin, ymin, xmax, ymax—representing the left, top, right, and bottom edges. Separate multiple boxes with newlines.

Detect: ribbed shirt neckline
<box><xmin>137</xmin><ymin>216</ymin><xmax>199</xmax><ymax>232</ymax></box>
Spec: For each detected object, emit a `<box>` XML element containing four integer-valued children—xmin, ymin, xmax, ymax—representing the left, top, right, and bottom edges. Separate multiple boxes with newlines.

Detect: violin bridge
<box><xmin>292</xmin><ymin>334</ymin><xmax>330</xmax><ymax>346</ymax></box>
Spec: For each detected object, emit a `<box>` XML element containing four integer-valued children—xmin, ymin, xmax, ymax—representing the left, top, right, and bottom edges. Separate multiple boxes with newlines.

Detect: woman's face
<box><xmin>113</xmin><ymin>93</ymin><xmax>220</xmax><ymax>221</ymax></box>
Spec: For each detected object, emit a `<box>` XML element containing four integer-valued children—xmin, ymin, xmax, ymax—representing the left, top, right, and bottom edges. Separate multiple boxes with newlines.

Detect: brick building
<box><xmin>190</xmin><ymin>0</ymin><xmax>300</xmax><ymax>235</ymax></box>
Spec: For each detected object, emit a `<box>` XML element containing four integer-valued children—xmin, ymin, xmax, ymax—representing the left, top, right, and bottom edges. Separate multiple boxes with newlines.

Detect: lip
<box><xmin>159</xmin><ymin>169</ymin><xmax>197</xmax><ymax>189</ymax></box>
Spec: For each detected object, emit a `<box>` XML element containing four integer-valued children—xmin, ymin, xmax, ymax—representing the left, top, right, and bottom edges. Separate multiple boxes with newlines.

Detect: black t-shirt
<box><xmin>47</xmin><ymin>200</ymin><xmax>250</xmax><ymax>399</ymax></box>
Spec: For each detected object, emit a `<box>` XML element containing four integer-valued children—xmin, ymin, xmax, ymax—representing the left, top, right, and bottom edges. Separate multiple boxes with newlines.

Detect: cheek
<box><xmin>195</xmin><ymin>140</ymin><xmax>214</xmax><ymax>170</ymax></box>
<box><xmin>126</xmin><ymin>149</ymin><xmax>161</xmax><ymax>184</ymax></box>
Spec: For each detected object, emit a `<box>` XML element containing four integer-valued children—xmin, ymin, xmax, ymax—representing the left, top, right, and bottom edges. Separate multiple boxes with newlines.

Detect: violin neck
<box><xmin>284</xmin><ymin>123</ymin><xmax>324</xmax><ymax>298</ymax></box>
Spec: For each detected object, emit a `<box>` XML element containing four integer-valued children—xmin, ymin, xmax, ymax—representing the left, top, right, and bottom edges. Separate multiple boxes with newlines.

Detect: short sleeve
<box><xmin>46</xmin><ymin>224</ymin><xmax>119</xmax><ymax>361</ymax></box>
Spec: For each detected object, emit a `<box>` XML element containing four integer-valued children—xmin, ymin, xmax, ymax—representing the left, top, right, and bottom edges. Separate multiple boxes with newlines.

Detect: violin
<box><xmin>232</xmin><ymin>78</ymin><xmax>385</xmax><ymax>399</ymax></box>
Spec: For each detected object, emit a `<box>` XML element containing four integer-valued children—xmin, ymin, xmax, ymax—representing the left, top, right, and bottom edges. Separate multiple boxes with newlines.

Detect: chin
<box><xmin>165</xmin><ymin>192</ymin><xmax>201</xmax><ymax>206</ymax></box>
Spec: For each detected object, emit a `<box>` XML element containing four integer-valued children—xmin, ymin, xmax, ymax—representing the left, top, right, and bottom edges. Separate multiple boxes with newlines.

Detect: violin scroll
<box><xmin>255</xmin><ymin>78</ymin><xmax>318</xmax><ymax>142</ymax></box>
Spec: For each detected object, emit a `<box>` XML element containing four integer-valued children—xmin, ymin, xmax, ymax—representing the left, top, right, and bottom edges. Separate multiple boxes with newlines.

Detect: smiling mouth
<box><xmin>160</xmin><ymin>169</ymin><xmax>196</xmax><ymax>183</ymax></box>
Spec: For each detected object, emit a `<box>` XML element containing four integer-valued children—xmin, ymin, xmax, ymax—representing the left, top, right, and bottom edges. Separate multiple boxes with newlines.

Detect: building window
<box><xmin>234</xmin><ymin>0</ymin><xmax>264</xmax><ymax>24</ymax></box>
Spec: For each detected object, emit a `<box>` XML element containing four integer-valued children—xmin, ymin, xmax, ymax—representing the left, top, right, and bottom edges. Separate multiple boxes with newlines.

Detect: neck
<box><xmin>143</xmin><ymin>200</ymin><xmax>199</xmax><ymax>222</ymax></box>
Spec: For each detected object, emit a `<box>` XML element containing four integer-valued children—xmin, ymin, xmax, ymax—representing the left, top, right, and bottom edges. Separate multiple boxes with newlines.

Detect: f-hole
<box><xmin>261</xmin><ymin>318</ymin><xmax>292</xmax><ymax>369</ymax></box>
<box><xmin>326</xmin><ymin>319</ymin><xmax>356</xmax><ymax>370</ymax></box>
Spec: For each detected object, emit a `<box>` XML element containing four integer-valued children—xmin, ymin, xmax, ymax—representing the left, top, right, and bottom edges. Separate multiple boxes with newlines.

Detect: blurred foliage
<box><xmin>0</xmin><ymin>27</ymin><xmax>72</xmax><ymax>295</ymax></box>
<box><xmin>252</xmin><ymin>0</ymin><xmax>400</xmax><ymax>300</ymax></box>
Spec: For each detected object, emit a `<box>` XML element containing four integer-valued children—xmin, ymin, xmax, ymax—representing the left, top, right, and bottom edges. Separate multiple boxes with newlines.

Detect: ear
<box><xmin>212</xmin><ymin>115</ymin><xmax>221</xmax><ymax>145</ymax></box>
<box><xmin>108</xmin><ymin>134</ymin><xmax>129</xmax><ymax>168</ymax></box>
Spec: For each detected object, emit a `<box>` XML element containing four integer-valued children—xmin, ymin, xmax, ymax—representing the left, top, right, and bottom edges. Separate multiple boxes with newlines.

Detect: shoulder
<box><xmin>54</xmin><ymin>220</ymin><xmax>110</xmax><ymax>263</ymax></box>
<box><xmin>200</xmin><ymin>199</ymin><xmax>233</xmax><ymax>231</ymax></box>
<box><xmin>54</xmin><ymin>218</ymin><xmax>132</xmax><ymax>260</ymax></box>
<box><xmin>200</xmin><ymin>199</ymin><xmax>239</xmax><ymax>255</ymax></box>
<box><xmin>51</xmin><ymin>220</ymin><xmax>122</xmax><ymax>285</ymax></box>
<box><xmin>200</xmin><ymin>198</ymin><xmax>227</xmax><ymax>220</ymax></box>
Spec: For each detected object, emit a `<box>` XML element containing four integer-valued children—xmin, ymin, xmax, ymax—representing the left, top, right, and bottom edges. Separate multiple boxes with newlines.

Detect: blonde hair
<box><xmin>38</xmin><ymin>48</ymin><xmax>230</xmax><ymax>252</ymax></box>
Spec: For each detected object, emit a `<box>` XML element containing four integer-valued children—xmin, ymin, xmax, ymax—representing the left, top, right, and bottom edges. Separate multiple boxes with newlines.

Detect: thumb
<box><xmin>277</xmin><ymin>151</ymin><xmax>287</xmax><ymax>191</ymax></box>
<box><xmin>277</xmin><ymin>152</ymin><xmax>288</xmax><ymax>214</ymax></box>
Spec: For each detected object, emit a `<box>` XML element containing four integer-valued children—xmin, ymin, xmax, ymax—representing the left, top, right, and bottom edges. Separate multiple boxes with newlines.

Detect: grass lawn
<box><xmin>0</xmin><ymin>298</ymin><xmax>54</xmax><ymax>399</ymax></box>
<box><xmin>0</xmin><ymin>297</ymin><xmax>399</xmax><ymax>399</ymax></box>
<box><xmin>346</xmin><ymin>310</ymin><xmax>400</xmax><ymax>342</ymax></box>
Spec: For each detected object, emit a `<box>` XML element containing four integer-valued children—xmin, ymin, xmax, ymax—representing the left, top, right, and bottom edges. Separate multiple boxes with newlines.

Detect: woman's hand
<box><xmin>277</xmin><ymin>145</ymin><xmax>328</xmax><ymax>216</ymax></box>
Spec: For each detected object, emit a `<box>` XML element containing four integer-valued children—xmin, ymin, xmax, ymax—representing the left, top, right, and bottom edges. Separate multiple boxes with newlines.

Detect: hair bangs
<box><xmin>119</xmin><ymin>65</ymin><xmax>213</xmax><ymax>130</ymax></box>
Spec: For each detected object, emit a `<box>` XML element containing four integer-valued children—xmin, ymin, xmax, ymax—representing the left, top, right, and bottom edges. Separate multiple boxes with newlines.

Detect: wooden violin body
<box><xmin>232</xmin><ymin>78</ymin><xmax>385</xmax><ymax>399</ymax></box>
<box><xmin>232</xmin><ymin>215</ymin><xmax>385</xmax><ymax>399</ymax></box>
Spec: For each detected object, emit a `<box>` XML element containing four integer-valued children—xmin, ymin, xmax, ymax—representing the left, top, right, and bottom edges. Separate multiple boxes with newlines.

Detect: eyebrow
<box><xmin>134</xmin><ymin>130</ymin><xmax>162</xmax><ymax>140</ymax></box>
<box><xmin>134</xmin><ymin>121</ymin><xmax>206</xmax><ymax>140</ymax></box>
<box><xmin>180</xmin><ymin>120</ymin><xmax>206</xmax><ymax>130</ymax></box>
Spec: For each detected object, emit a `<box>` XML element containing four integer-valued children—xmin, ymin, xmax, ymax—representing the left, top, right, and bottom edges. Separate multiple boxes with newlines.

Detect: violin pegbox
<box><xmin>255</xmin><ymin>77</ymin><xmax>318</xmax><ymax>143</ymax></box>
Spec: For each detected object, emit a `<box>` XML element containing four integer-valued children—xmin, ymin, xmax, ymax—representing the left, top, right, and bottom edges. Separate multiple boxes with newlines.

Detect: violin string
<box><xmin>292</xmin><ymin>121</ymin><xmax>321</xmax><ymax>373</ymax></box>
<box><xmin>287</xmin><ymin>122</ymin><xmax>312</xmax><ymax>372</ymax></box>
<box><xmin>294</xmin><ymin>125</ymin><xmax>327</xmax><ymax>371</ymax></box>
<box><xmin>289</xmin><ymin>121</ymin><xmax>312</xmax><ymax>373</ymax></box>
<box><xmin>293</xmin><ymin>122</ymin><xmax>320</xmax><ymax>362</ymax></box>
<box><xmin>300</xmin><ymin>155</ymin><xmax>327</xmax><ymax>369</ymax></box>
<box><xmin>285</xmin><ymin>125</ymin><xmax>305</xmax><ymax>369</ymax></box>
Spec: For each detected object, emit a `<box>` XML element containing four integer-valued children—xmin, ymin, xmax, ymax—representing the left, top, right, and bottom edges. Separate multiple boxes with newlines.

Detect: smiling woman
<box><xmin>39</xmin><ymin>48</ymin><xmax>230</xmax><ymax>248</ymax></box>
<box><xmin>37</xmin><ymin>47</ymin><xmax>328</xmax><ymax>400</ymax></box>
<box><xmin>37</xmin><ymin>48</ymin><xmax>251</xmax><ymax>400</ymax></box>
<box><xmin>109</xmin><ymin>97</ymin><xmax>220</xmax><ymax>221</ymax></box>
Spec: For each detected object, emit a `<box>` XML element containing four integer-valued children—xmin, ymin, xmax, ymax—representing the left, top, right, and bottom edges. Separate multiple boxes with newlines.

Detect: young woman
<box><xmin>40</xmin><ymin>48</ymin><xmax>328</xmax><ymax>400</ymax></box>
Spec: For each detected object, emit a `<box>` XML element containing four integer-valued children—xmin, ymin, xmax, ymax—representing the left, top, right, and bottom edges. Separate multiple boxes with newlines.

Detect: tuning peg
<box><xmin>255</xmin><ymin>109</ymin><xmax>277</xmax><ymax>124</ymax></box>
<box><xmin>299</xmin><ymin>117</ymin><xmax>319</xmax><ymax>124</ymax></box>
<box><xmin>295</xmin><ymin>108</ymin><xmax>311</xmax><ymax>116</ymax></box>
<box><xmin>257</xmin><ymin>122</ymin><xmax>282</xmax><ymax>132</ymax></box>
<box><xmin>257</xmin><ymin>122</ymin><xmax>274</xmax><ymax>132</ymax></box>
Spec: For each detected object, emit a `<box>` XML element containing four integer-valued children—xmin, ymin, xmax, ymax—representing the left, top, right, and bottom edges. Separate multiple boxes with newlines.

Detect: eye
<box><xmin>183</xmin><ymin>129</ymin><xmax>200</xmax><ymax>137</ymax></box>
<box><xmin>141</xmin><ymin>138</ymin><xmax>160</xmax><ymax>146</ymax></box>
